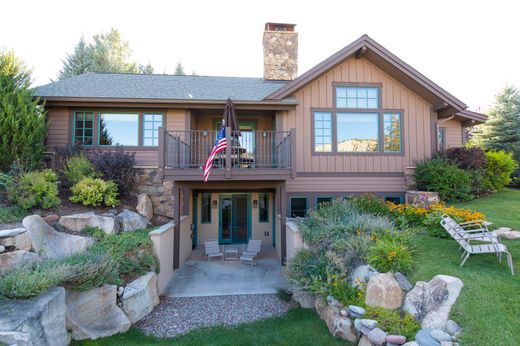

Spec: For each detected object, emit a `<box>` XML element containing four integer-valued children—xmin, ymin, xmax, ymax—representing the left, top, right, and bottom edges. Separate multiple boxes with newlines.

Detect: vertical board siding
<box><xmin>443</xmin><ymin>119</ymin><xmax>463</xmax><ymax>148</ymax></box>
<box><xmin>46</xmin><ymin>107</ymin><xmax>70</xmax><ymax>148</ymax></box>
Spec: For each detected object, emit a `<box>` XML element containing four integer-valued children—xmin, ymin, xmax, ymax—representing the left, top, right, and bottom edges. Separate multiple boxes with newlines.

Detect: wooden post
<box><xmin>280</xmin><ymin>182</ymin><xmax>287</xmax><ymax>266</ymax></box>
<box><xmin>225</xmin><ymin>126</ymin><xmax>232</xmax><ymax>179</ymax></box>
<box><xmin>158</xmin><ymin>127</ymin><xmax>165</xmax><ymax>179</ymax></box>
<box><xmin>290</xmin><ymin>128</ymin><xmax>296</xmax><ymax>178</ymax></box>
<box><xmin>173</xmin><ymin>183</ymin><xmax>180</xmax><ymax>269</ymax></box>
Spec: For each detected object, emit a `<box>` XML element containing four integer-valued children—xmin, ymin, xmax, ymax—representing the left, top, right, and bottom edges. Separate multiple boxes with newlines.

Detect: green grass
<box><xmin>456</xmin><ymin>188</ymin><xmax>520</xmax><ymax>229</ymax></box>
<box><xmin>410</xmin><ymin>188</ymin><xmax>520</xmax><ymax>345</ymax></box>
<box><xmin>0</xmin><ymin>205</ymin><xmax>27</xmax><ymax>223</ymax></box>
<box><xmin>73</xmin><ymin>308</ymin><xmax>346</xmax><ymax>346</ymax></box>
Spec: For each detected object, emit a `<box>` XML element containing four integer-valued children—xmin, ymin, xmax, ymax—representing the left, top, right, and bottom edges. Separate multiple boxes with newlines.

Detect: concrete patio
<box><xmin>164</xmin><ymin>245</ymin><xmax>288</xmax><ymax>297</ymax></box>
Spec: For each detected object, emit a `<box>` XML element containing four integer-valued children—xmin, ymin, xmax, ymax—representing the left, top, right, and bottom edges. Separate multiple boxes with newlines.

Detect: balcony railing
<box><xmin>159</xmin><ymin>127</ymin><xmax>294</xmax><ymax>177</ymax></box>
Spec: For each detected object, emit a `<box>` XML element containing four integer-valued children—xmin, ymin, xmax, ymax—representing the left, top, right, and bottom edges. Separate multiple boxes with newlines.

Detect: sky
<box><xmin>1</xmin><ymin>0</ymin><xmax>518</xmax><ymax>111</ymax></box>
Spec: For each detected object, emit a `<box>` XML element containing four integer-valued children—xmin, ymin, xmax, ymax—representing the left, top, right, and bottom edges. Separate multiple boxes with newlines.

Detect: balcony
<box><xmin>159</xmin><ymin>127</ymin><xmax>295</xmax><ymax>181</ymax></box>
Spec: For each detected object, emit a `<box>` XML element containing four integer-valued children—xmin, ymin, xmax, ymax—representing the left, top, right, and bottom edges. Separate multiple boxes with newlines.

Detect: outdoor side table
<box><xmin>224</xmin><ymin>247</ymin><xmax>239</xmax><ymax>261</ymax></box>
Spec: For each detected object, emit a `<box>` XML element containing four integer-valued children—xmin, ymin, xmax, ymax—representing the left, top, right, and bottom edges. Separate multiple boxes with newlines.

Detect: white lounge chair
<box><xmin>440</xmin><ymin>215</ymin><xmax>514</xmax><ymax>275</ymax></box>
<box><xmin>204</xmin><ymin>240</ymin><xmax>223</xmax><ymax>263</ymax></box>
<box><xmin>243</xmin><ymin>239</ymin><xmax>262</xmax><ymax>257</ymax></box>
<box><xmin>440</xmin><ymin>215</ymin><xmax>500</xmax><ymax>243</ymax></box>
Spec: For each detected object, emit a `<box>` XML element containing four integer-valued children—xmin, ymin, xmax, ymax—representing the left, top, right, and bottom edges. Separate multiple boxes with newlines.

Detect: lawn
<box><xmin>409</xmin><ymin>188</ymin><xmax>520</xmax><ymax>345</ymax></box>
<box><xmin>74</xmin><ymin>308</ymin><xmax>346</xmax><ymax>346</ymax></box>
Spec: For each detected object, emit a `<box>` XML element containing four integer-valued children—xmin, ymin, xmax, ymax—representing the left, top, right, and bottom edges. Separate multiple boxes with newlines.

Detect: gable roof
<box><xmin>266</xmin><ymin>34</ymin><xmax>484</xmax><ymax>121</ymax></box>
<box><xmin>34</xmin><ymin>73</ymin><xmax>288</xmax><ymax>102</ymax></box>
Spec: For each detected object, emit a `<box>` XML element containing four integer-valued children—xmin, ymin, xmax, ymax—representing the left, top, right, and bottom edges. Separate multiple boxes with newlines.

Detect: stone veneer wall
<box><xmin>133</xmin><ymin>168</ymin><xmax>174</xmax><ymax>218</ymax></box>
<box><xmin>263</xmin><ymin>30</ymin><xmax>298</xmax><ymax>80</ymax></box>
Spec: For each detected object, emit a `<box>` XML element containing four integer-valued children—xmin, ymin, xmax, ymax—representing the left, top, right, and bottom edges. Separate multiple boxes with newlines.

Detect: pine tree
<box><xmin>57</xmin><ymin>35</ymin><xmax>91</xmax><ymax>80</ymax></box>
<box><xmin>0</xmin><ymin>50</ymin><xmax>47</xmax><ymax>171</ymax></box>
<box><xmin>138</xmin><ymin>62</ymin><xmax>154</xmax><ymax>74</ymax></box>
<box><xmin>174</xmin><ymin>62</ymin><xmax>185</xmax><ymax>75</ymax></box>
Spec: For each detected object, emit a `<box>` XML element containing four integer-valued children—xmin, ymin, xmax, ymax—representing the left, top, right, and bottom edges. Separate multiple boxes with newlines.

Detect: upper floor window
<box><xmin>336</xmin><ymin>86</ymin><xmax>379</xmax><ymax>109</ymax></box>
<box><xmin>383</xmin><ymin>112</ymin><xmax>402</xmax><ymax>152</ymax></box>
<box><xmin>73</xmin><ymin>111</ymin><xmax>94</xmax><ymax>146</ymax></box>
<box><xmin>314</xmin><ymin>112</ymin><xmax>332</xmax><ymax>152</ymax></box>
<box><xmin>143</xmin><ymin>113</ymin><xmax>163</xmax><ymax>146</ymax></box>
<box><xmin>337</xmin><ymin>112</ymin><xmax>379</xmax><ymax>152</ymax></box>
<box><xmin>99</xmin><ymin>113</ymin><xmax>139</xmax><ymax>146</ymax></box>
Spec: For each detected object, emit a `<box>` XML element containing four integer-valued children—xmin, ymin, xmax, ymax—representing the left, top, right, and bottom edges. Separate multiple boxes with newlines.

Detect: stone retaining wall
<box><xmin>133</xmin><ymin>168</ymin><xmax>174</xmax><ymax>218</ymax></box>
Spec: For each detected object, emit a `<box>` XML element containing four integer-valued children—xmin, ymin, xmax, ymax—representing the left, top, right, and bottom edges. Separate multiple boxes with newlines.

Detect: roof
<box><xmin>34</xmin><ymin>73</ymin><xmax>288</xmax><ymax>102</ymax></box>
<box><xmin>266</xmin><ymin>34</ymin><xmax>486</xmax><ymax>122</ymax></box>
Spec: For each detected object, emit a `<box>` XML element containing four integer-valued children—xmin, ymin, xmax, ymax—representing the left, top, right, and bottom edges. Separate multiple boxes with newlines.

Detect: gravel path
<box><xmin>136</xmin><ymin>294</ymin><xmax>292</xmax><ymax>337</ymax></box>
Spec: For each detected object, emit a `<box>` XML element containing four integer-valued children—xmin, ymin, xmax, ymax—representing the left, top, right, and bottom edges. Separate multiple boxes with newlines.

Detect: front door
<box><xmin>219</xmin><ymin>193</ymin><xmax>250</xmax><ymax>244</ymax></box>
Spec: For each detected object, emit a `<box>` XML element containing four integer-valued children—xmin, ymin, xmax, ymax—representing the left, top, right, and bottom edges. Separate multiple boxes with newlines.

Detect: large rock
<box><xmin>23</xmin><ymin>215</ymin><xmax>93</xmax><ymax>259</ymax></box>
<box><xmin>415</xmin><ymin>328</ymin><xmax>440</xmax><ymax>346</ymax></box>
<box><xmin>292</xmin><ymin>289</ymin><xmax>317</xmax><ymax>309</ymax></box>
<box><xmin>66</xmin><ymin>284</ymin><xmax>131</xmax><ymax>340</ymax></box>
<box><xmin>0</xmin><ymin>228</ymin><xmax>26</xmax><ymax>239</ymax></box>
<box><xmin>121</xmin><ymin>272</ymin><xmax>160</xmax><ymax>323</ymax></box>
<box><xmin>315</xmin><ymin>297</ymin><xmax>337</xmax><ymax>335</ymax></box>
<box><xmin>0</xmin><ymin>250</ymin><xmax>40</xmax><ymax>274</ymax></box>
<box><xmin>403</xmin><ymin>275</ymin><xmax>463</xmax><ymax>329</ymax></box>
<box><xmin>351</xmin><ymin>264</ymin><xmax>380</xmax><ymax>288</ymax></box>
<box><xmin>493</xmin><ymin>227</ymin><xmax>520</xmax><ymax>240</ymax></box>
<box><xmin>333</xmin><ymin>316</ymin><xmax>358</xmax><ymax>342</ymax></box>
<box><xmin>368</xmin><ymin>327</ymin><xmax>387</xmax><ymax>346</ymax></box>
<box><xmin>0</xmin><ymin>229</ymin><xmax>32</xmax><ymax>251</ymax></box>
<box><xmin>0</xmin><ymin>287</ymin><xmax>68</xmax><ymax>346</ymax></box>
<box><xmin>365</xmin><ymin>272</ymin><xmax>404</xmax><ymax>310</ymax></box>
<box><xmin>136</xmin><ymin>193</ymin><xmax>153</xmax><ymax>221</ymax></box>
<box><xmin>117</xmin><ymin>209</ymin><xmax>149</xmax><ymax>232</ymax></box>
<box><xmin>59</xmin><ymin>212</ymin><xmax>118</xmax><ymax>235</ymax></box>
<box><xmin>315</xmin><ymin>298</ymin><xmax>357</xmax><ymax>342</ymax></box>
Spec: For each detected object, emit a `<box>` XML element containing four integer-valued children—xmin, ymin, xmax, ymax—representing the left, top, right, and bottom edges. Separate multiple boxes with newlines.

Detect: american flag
<box><xmin>203</xmin><ymin>126</ymin><xmax>227</xmax><ymax>182</ymax></box>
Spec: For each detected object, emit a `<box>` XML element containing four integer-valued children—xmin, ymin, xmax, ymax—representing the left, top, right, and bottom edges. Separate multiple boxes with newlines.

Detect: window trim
<box><xmin>384</xmin><ymin>196</ymin><xmax>404</xmax><ymax>204</ymax></box>
<box><xmin>311</xmin><ymin>108</ymin><xmax>405</xmax><ymax>156</ymax></box>
<box><xmin>258</xmin><ymin>192</ymin><xmax>269</xmax><ymax>223</ymax></box>
<box><xmin>142</xmin><ymin>112</ymin><xmax>164</xmax><ymax>147</ymax></box>
<box><xmin>333</xmin><ymin>82</ymin><xmax>382</xmax><ymax>110</ymax></box>
<box><xmin>289</xmin><ymin>196</ymin><xmax>308</xmax><ymax>218</ymax></box>
<box><xmin>383</xmin><ymin>112</ymin><xmax>404</xmax><ymax>153</ymax></box>
<box><xmin>200</xmin><ymin>192</ymin><xmax>212</xmax><ymax>224</ymax></box>
<box><xmin>72</xmin><ymin>111</ymin><xmax>95</xmax><ymax>147</ymax></box>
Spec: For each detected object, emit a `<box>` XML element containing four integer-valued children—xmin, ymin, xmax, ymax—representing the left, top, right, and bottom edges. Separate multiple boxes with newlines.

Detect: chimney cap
<box><xmin>265</xmin><ymin>23</ymin><xmax>296</xmax><ymax>32</ymax></box>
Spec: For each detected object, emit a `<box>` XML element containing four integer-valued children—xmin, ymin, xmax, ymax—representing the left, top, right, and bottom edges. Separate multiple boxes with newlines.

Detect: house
<box><xmin>34</xmin><ymin>23</ymin><xmax>487</xmax><ymax>268</ymax></box>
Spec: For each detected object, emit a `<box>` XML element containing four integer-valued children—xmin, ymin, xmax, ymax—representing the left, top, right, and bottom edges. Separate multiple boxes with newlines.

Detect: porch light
<box><xmin>212</xmin><ymin>200</ymin><xmax>218</xmax><ymax>209</ymax></box>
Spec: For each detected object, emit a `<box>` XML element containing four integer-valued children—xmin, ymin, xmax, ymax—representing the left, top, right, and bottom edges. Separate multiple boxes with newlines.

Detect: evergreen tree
<box><xmin>174</xmin><ymin>62</ymin><xmax>185</xmax><ymax>75</ymax></box>
<box><xmin>0</xmin><ymin>50</ymin><xmax>47</xmax><ymax>172</ymax></box>
<box><xmin>138</xmin><ymin>62</ymin><xmax>154</xmax><ymax>74</ymax></box>
<box><xmin>57</xmin><ymin>35</ymin><xmax>91</xmax><ymax>80</ymax></box>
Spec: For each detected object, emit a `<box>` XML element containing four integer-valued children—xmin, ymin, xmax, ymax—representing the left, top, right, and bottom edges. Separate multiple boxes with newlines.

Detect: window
<box><xmin>313</xmin><ymin>112</ymin><xmax>332</xmax><ymax>152</ymax></box>
<box><xmin>336</xmin><ymin>86</ymin><xmax>379</xmax><ymax>109</ymax></box>
<box><xmin>316</xmin><ymin>196</ymin><xmax>333</xmax><ymax>209</ymax></box>
<box><xmin>259</xmin><ymin>192</ymin><xmax>269</xmax><ymax>223</ymax></box>
<box><xmin>384</xmin><ymin>196</ymin><xmax>403</xmax><ymax>204</ymax></box>
<box><xmin>201</xmin><ymin>193</ymin><xmax>211</xmax><ymax>223</ymax></box>
<box><xmin>290</xmin><ymin>197</ymin><xmax>308</xmax><ymax>218</ymax></box>
<box><xmin>73</xmin><ymin>111</ymin><xmax>94</xmax><ymax>145</ymax></box>
<box><xmin>337</xmin><ymin>112</ymin><xmax>379</xmax><ymax>152</ymax></box>
<box><xmin>438</xmin><ymin>127</ymin><xmax>446</xmax><ymax>151</ymax></box>
<box><xmin>143</xmin><ymin>113</ymin><xmax>163</xmax><ymax>146</ymax></box>
<box><xmin>383</xmin><ymin>113</ymin><xmax>402</xmax><ymax>152</ymax></box>
<box><xmin>99</xmin><ymin>113</ymin><xmax>139</xmax><ymax>146</ymax></box>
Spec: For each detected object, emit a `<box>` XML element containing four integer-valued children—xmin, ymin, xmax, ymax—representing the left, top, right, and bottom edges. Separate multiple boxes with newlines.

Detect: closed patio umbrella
<box><xmin>223</xmin><ymin>98</ymin><xmax>240</xmax><ymax>136</ymax></box>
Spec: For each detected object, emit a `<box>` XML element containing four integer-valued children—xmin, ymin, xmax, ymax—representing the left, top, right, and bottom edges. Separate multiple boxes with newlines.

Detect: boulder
<box><xmin>358</xmin><ymin>335</ymin><xmax>372</xmax><ymax>346</ymax></box>
<box><xmin>23</xmin><ymin>215</ymin><xmax>93</xmax><ymax>259</ymax></box>
<box><xmin>402</xmin><ymin>342</ymin><xmax>419</xmax><ymax>346</ymax></box>
<box><xmin>431</xmin><ymin>329</ymin><xmax>452</xmax><ymax>342</ymax></box>
<box><xmin>59</xmin><ymin>212</ymin><xmax>118</xmax><ymax>235</ymax></box>
<box><xmin>351</xmin><ymin>264</ymin><xmax>379</xmax><ymax>288</ymax></box>
<box><xmin>493</xmin><ymin>227</ymin><xmax>520</xmax><ymax>240</ymax></box>
<box><xmin>368</xmin><ymin>328</ymin><xmax>387</xmax><ymax>346</ymax></box>
<box><xmin>365</xmin><ymin>272</ymin><xmax>404</xmax><ymax>310</ymax></box>
<box><xmin>445</xmin><ymin>320</ymin><xmax>461</xmax><ymax>335</ymax></box>
<box><xmin>121</xmin><ymin>272</ymin><xmax>160</xmax><ymax>323</ymax></box>
<box><xmin>394</xmin><ymin>272</ymin><xmax>413</xmax><ymax>291</ymax></box>
<box><xmin>66</xmin><ymin>284</ymin><xmax>131</xmax><ymax>340</ymax></box>
<box><xmin>0</xmin><ymin>229</ymin><xmax>32</xmax><ymax>251</ymax></box>
<box><xmin>387</xmin><ymin>335</ymin><xmax>407</xmax><ymax>344</ymax></box>
<box><xmin>333</xmin><ymin>317</ymin><xmax>358</xmax><ymax>343</ymax></box>
<box><xmin>136</xmin><ymin>193</ymin><xmax>153</xmax><ymax>221</ymax></box>
<box><xmin>0</xmin><ymin>228</ymin><xmax>26</xmax><ymax>239</ymax></box>
<box><xmin>43</xmin><ymin>214</ymin><xmax>59</xmax><ymax>224</ymax></box>
<box><xmin>348</xmin><ymin>305</ymin><xmax>365</xmax><ymax>318</ymax></box>
<box><xmin>403</xmin><ymin>275</ymin><xmax>463</xmax><ymax>329</ymax></box>
<box><xmin>415</xmin><ymin>328</ymin><xmax>440</xmax><ymax>346</ymax></box>
<box><xmin>117</xmin><ymin>209</ymin><xmax>149</xmax><ymax>232</ymax></box>
<box><xmin>292</xmin><ymin>290</ymin><xmax>317</xmax><ymax>309</ymax></box>
<box><xmin>0</xmin><ymin>287</ymin><xmax>68</xmax><ymax>346</ymax></box>
<box><xmin>0</xmin><ymin>250</ymin><xmax>40</xmax><ymax>274</ymax></box>
<box><xmin>361</xmin><ymin>319</ymin><xmax>378</xmax><ymax>329</ymax></box>
<box><xmin>315</xmin><ymin>298</ymin><xmax>337</xmax><ymax>335</ymax></box>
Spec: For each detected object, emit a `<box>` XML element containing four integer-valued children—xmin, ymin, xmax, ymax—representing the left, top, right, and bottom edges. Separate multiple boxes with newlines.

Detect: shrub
<box><xmin>0</xmin><ymin>205</ymin><xmax>27</xmax><ymax>223</ymax></box>
<box><xmin>333</xmin><ymin>233</ymin><xmax>374</xmax><ymax>269</ymax></box>
<box><xmin>414</xmin><ymin>158</ymin><xmax>473</xmax><ymax>201</ymax></box>
<box><xmin>484</xmin><ymin>150</ymin><xmax>517</xmax><ymax>191</ymax></box>
<box><xmin>367</xmin><ymin>233</ymin><xmax>415</xmax><ymax>274</ymax></box>
<box><xmin>0</xmin><ymin>172</ymin><xmax>13</xmax><ymax>192</ymax></box>
<box><xmin>61</xmin><ymin>252</ymin><xmax>119</xmax><ymax>291</ymax></box>
<box><xmin>90</xmin><ymin>146</ymin><xmax>136</xmax><ymax>196</ymax></box>
<box><xmin>70</xmin><ymin>177</ymin><xmax>119</xmax><ymax>207</ymax></box>
<box><xmin>276</xmin><ymin>288</ymin><xmax>292</xmax><ymax>302</ymax></box>
<box><xmin>328</xmin><ymin>276</ymin><xmax>362</xmax><ymax>306</ymax></box>
<box><xmin>345</xmin><ymin>194</ymin><xmax>393</xmax><ymax>217</ymax></box>
<box><xmin>63</xmin><ymin>154</ymin><xmax>99</xmax><ymax>185</ymax></box>
<box><xmin>7</xmin><ymin>169</ymin><xmax>60</xmax><ymax>209</ymax></box>
<box><xmin>365</xmin><ymin>306</ymin><xmax>420</xmax><ymax>340</ymax></box>
<box><xmin>441</xmin><ymin>146</ymin><xmax>487</xmax><ymax>170</ymax></box>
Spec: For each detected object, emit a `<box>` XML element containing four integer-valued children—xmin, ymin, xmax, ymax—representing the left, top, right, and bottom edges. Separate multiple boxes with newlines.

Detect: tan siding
<box><xmin>286</xmin><ymin>176</ymin><xmax>406</xmax><ymax>193</ymax></box>
<box><xmin>442</xmin><ymin>119</ymin><xmax>463</xmax><ymax>148</ymax></box>
<box><xmin>166</xmin><ymin>109</ymin><xmax>187</xmax><ymax>132</ymax></box>
<box><xmin>134</xmin><ymin>150</ymin><xmax>159</xmax><ymax>167</ymax></box>
<box><xmin>46</xmin><ymin>107</ymin><xmax>70</xmax><ymax>148</ymax></box>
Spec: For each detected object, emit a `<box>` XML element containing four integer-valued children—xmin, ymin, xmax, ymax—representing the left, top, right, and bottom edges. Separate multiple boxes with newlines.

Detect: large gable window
<box><xmin>313</xmin><ymin>84</ymin><xmax>403</xmax><ymax>154</ymax></box>
<box><xmin>99</xmin><ymin>113</ymin><xmax>139</xmax><ymax>146</ymax></box>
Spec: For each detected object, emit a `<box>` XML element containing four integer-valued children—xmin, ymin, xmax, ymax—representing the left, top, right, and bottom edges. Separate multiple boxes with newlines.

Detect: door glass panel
<box><xmin>233</xmin><ymin>194</ymin><xmax>248</xmax><ymax>243</ymax></box>
<box><xmin>220</xmin><ymin>197</ymin><xmax>232</xmax><ymax>243</ymax></box>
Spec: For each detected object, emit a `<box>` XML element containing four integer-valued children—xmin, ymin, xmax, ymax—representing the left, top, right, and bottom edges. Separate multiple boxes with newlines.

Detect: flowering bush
<box><xmin>367</xmin><ymin>232</ymin><xmax>416</xmax><ymax>273</ymax></box>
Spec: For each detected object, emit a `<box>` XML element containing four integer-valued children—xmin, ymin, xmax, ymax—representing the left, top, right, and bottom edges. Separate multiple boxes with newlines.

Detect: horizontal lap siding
<box><xmin>286</xmin><ymin>176</ymin><xmax>406</xmax><ymax>193</ymax></box>
<box><xmin>46</xmin><ymin>107</ymin><xmax>69</xmax><ymax>148</ymax></box>
<box><xmin>286</xmin><ymin>57</ymin><xmax>433</xmax><ymax>175</ymax></box>
<box><xmin>443</xmin><ymin>119</ymin><xmax>463</xmax><ymax>148</ymax></box>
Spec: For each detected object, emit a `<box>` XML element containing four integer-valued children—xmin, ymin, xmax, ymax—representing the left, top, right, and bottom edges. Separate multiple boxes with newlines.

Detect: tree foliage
<box><xmin>57</xmin><ymin>29</ymin><xmax>153</xmax><ymax>79</ymax></box>
<box><xmin>0</xmin><ymin>50</ymin><xmax>47</xmax><ymax>172</ymax></box>
<box><xmin>174</xmin><ymin>61</ymin><xmax>185</xmax><ymax>75</ymax></box>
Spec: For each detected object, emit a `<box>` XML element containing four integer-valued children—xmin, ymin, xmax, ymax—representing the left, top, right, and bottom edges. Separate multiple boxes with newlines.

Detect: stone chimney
<box><xmin>263</xmin><ymin>23</ymin><xmax>298</xmax><ymax>80</ymax></box>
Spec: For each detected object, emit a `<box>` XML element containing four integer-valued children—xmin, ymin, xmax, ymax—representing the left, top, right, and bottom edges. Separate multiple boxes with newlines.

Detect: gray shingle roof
<box><xmin>33</xmin><ymin>73</ymin><xmax>287</xmax><ymax>101</ymax></box>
